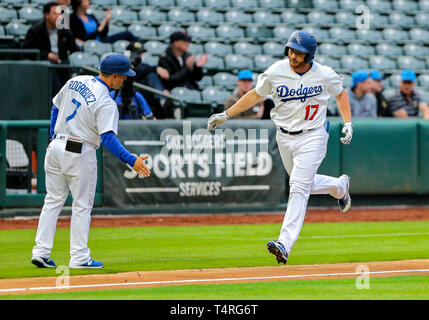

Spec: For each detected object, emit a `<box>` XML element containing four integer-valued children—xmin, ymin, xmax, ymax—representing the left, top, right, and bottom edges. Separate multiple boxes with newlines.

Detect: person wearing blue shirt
<box><xmin>110</xmin><ymin>89</ymin><xmax>153</xmax><ymax>120</ymax></box>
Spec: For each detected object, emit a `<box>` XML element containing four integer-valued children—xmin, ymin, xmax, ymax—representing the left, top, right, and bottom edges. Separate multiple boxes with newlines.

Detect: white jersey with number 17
<box><xmin>255</xmin><ymin>58</ymin><xmax>343</xmax><ymax>132</ymax></box>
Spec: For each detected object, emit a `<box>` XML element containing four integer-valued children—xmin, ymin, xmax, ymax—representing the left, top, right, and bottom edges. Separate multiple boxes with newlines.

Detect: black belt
<box><xmin>280</xmin><ymin>128</ymin><xmax>314</xmax><ymax>135</ymax></box>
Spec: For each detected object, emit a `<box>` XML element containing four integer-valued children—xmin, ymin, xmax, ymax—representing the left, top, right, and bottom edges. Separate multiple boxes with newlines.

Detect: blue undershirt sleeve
<box><xmin>50</xmin><ymin>105</ymin><xmax>59</xmax><ymax>139</ymax></box>
<box><xmin>100</xmin><ymin>131</ymin><xmax>137</xmax><ymax>167</ymax></box>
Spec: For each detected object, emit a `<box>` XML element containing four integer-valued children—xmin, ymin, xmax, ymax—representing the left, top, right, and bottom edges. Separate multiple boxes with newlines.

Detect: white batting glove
<box><xmin>340</xmin><ymin>121</ymin><xmax>353</xmax><ymax>145</ymax></box>
<box><xmin>207</xmin><ymin>111</ymin><xmax>230</xmax><ymax>131</ymax></box>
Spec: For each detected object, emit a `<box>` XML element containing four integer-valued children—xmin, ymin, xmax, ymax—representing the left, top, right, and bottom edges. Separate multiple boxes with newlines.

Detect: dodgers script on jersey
<box><xmin>255</xmin><ymin>59</ymin><xmax>343</xmax><ymax>131</ymax></box>
<box><xmin>52</xmin><ymin>75</ymin><xmax>119</xmax><ymax>147</ymax></box>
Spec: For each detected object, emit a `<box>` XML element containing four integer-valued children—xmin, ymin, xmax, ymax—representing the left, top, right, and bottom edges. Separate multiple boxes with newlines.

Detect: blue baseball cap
<box><xmin>370</xmin><ymin>69</ymin><xmax>383</xmax><ymax>81</ymax></box>
<box><xmin>237</xmin><ymin>70</ymin><xmax>253</xmax><ymax>80</ymax></box>
<box><xmin>99</xmin><ymin>53</ymin><xmax>136</xmax><ymax>77</ymax></box>
<box><xmin>401</xmin><ymin>69</ymin><xmax>416</xmax><ymax>82</ymax></box>
<box><xmin>351</xmin><ymin>70</ymin><xmax>370</xmax><ymax>88</ymax></box>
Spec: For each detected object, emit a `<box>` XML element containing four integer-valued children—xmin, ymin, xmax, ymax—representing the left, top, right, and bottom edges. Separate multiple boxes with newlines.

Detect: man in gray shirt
<box><xmin>346</xmin><ymin>70</ymin><xmax>377</xmax><ymax>118</ymax></box>
<box><xmin>386</xmin><ymin>69</ymin><xmax>429</xmax><ymax>119</ymax></box>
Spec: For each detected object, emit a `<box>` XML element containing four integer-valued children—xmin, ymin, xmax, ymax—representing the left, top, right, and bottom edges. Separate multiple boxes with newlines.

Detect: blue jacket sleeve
<box><xmin>100</xmin><ymin>131</ymin><xmax>137</xmax><ymax>167</ymax></box>
<box><xmin>135</xmin><ymin>92</ymin><xmax>153</xmax><ymax>116</ymax></box>
<box><xmin>50</xmin><ymin>105</ymin><xmax>59</xmax><ymax>139</ymax></box>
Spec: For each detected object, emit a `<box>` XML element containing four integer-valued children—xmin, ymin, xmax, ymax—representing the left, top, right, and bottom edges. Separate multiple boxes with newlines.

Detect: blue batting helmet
<box><xmin>99</xmin><ymin>53</ymin><xmax>136</xmax><ymax>77</ymax></box>
<box><xmin>284</xmin><ymin>31</ymin><xmax>317</xmax><ymax>63</ymax></box>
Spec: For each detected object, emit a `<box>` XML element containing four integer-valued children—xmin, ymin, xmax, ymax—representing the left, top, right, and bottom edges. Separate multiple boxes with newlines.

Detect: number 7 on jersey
<box><xmin>66</xmin><ymin>99</ymin><xmax>82</xmax><ymax>123</ymax></box>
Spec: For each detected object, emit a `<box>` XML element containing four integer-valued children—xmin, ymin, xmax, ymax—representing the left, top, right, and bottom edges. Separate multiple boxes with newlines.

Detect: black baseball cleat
<box><xmin>338</xmin><ymin>174</ymin><xmax>351</xmax><ymax>213</ymax></box>
<box><xmin>267</xmin><ymin>240</ymin><xmax>288</xmax><ymax>264</ymax></box>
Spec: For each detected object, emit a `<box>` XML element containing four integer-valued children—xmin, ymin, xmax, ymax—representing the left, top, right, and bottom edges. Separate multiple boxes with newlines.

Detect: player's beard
<box><xmin>290</xmin><ymin>58</ymin><xmax>306</xmax><ymax>69</ymax></box>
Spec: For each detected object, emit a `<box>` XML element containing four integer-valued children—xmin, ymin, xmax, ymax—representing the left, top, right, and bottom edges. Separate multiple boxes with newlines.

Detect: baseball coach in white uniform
<box><xmin>31</xmin><ymin>53</ymin><xmax>150</xmax><ymax>269</ymax></box>
<box><xmin>208</xmin><ymin>31</ymin><xmax>353</xmax><ymax>264</ymax></box>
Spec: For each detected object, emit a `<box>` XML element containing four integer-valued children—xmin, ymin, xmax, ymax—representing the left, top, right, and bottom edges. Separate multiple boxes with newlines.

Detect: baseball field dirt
<box><xmin>1</xmin><ymin>207</ymin><xmax>429</xmax><ymax>296</ymax></box>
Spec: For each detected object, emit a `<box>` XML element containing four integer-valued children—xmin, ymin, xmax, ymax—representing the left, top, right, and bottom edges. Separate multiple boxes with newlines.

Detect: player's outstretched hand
<box><xmin>340</xmin><ymin>122</ymin><xmax>353</xmax><ymax>145</ymax></box>
<box><xmin>133</xmin><ymin>155</ymin><xmax>151</xmax><ymax>178</ymax></box>
<box><xmin>207</xmin><ymin>111</ymin><xmax>230</xmax><ymax>131</ymax></box>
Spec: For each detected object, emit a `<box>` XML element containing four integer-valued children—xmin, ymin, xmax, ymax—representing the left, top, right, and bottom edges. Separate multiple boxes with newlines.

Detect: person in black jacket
<box><xmin>158</xmin><ymin>31</ymin><xmax>208</xmax><ymax>91</ymax></box>
<box><xmin>23</xmin><ymin>1</ymin><xmax>79</xmax><ymax>96</ymax></box>
<box><xmin>70</xmin><ymin>0</ymin><xmax>137</xmax><ymax>46</ymax></box>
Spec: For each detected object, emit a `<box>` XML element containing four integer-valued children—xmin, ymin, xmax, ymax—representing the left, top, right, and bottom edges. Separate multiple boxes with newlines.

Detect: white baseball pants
<box><xmin>276</xmin><ymin>126</ymin><xmax>348</xmax><ymax>254</ymax></box>
<box><xmin>32</xmin><ymin>138</ymin><xmax>97</xmax><ymax>266</ymax></box>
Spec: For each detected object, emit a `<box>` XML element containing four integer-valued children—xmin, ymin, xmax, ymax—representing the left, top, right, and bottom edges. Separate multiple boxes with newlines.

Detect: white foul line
<box><xmin>1</xmin><ymin>268</ymin><xmax>429</xmax><ymax>294</ymax></box>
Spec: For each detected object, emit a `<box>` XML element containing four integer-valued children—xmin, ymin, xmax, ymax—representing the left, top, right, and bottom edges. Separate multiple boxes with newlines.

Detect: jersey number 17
<box><xmin>304</xmin><ymin>104</ymin><xmax>319</xmax><ymax>120</ymax></box>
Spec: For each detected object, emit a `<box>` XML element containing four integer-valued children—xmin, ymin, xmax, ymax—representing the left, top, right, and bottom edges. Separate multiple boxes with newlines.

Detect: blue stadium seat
<box><xmin>313</xmin><ymin>0</ymin><xmax>339</xmax><ymax>10</ymax></box>
<box><xmin>339</xmin><ymin>0</ymin><xmax>365</xmax><ymax>10</ymax></box>
<box><xmin>272</xmin><ymin>25</ymin><xmax>294</xmax><ymax>40</ymax></box>
<box><xmin>245</xmin><ymin>25</ymin><xmax>272</xmax><ymax>39</ymax></box>
<box><xmin>85</xmin><ymin>8</ymin><xmax>106</xmax><ymax>22</ymax></box>
<box><xmin>187</xmin><ymin>24</ymin><xmax>216</xmax><ymax>39</ymax></box>
<box><xmin>234</xmin><ymin>41</ymin><xmax>262</xmax><ymax>55</ymax></box>
<box><xmin>280</xmin><ymin>10</ymin><xmax>307</xmax><ymax>24</ymax></box>
<box><xmin>369</xmin><ymin>56</ymin><xmax>398</xmax><ymax>70</ymax></box>
<box><xmin>334</xmin><ymin>11</ymin><xmax>356</xmax><ymax>26</ymax></box>
<box><xmin>111</xmin><ymin>7</ymin><xmax>139</xmax><ymax>23</ymax></box>
<box><xmin>288</xmin><ymin>0</ymin><xmax>312</xmax><ymax>8</ymax></box>
<box><xmin>171</xmin><ymin>87</ymin><xmax>203</xmax><ymax>104</ymax></box>
<box><xmin>5</xmin><ymin>21</ymin><xmax>29</xmax><ymax>36</ymax></box>
<box><xmin>340</xmin><ymin>55</ymin><xmax>369</xmax><ymax>70</ymax></box>
<box><xmin>263</xmin><ymin>42</ymin><xmax>284</xmax><ymax>56</ymax></box>
<box><xmin>157</xmin><ymin>24</ymin><xmax>182</xmax><ymax>38</ymax></box>
<box><xmin>397</xmin><ymin>56</ymin><xmax>426</xmax><ymax>70</ymax></box>
<box><xmin>168</xmin><ymin>7</ymin><xmax>195</xmax><ymax>23</ymax></box>
<box><xmin>409</xmin><ymin>28</ymin><xmax>429</xmax><ymax>42</ymax></box>
<box><xmin>118</xmin><ymin>0</ymin><xmax>147</xmax><ymax>5</ymax></box>
<box><xmin>84</xmin><ymin>40</ymin><xmax>113</xmax><ymax>56</ymax></box>
<box><xmin>392</xmin><ymin>0</ymin><xmax>419</xmax><ymax>11</ymax></box>
<box><xmin>0</xmin><ymin>26</ymin><xmax>4</xmax><ymax>36</ymax></box>
<box><xmin>69</xmin><ymin>52</ymin><xmax>99</xmax><ymax>68</ymax></box>
<box><xmin>203</xmin><ymin>55</ymin><xmax>225</xmax><ymax>71</ymax></box>
<box><xmin>341</xmin><ymin>74</ymin><xmax>352</xmax><ymax>89</ymax></box>
<box><xmin>318</xmin><ymin>43</ymin><xmax>347</xmax><ymax>56</ymax></box>
<box><xmin>329</xmin><ymin>26</ymin><xmax>356</xmax><ymax>41</ymax></box>
<box><xmin>140</xmin><ymin>54</ymin><xmax>158</xmax><ymax>66</ymax></box>
<box><xmin>421</xmin><ymin>91</ymin><xmax>429</xmax><ymax>104</ymax></box>
<box><xmin>176</xmin><ymin>0</ymin><xmax>204</xmax><ymax>7</ymax></box>
<box><xmin>387</xmin><ymin>74</ymin><xmax>402</xmax><ymax>88</ymax></box>
<box><xmin>375</xmin><ymin>43</ymin><xmax>403</xmax><ymax>56</ymax></box>
<box><xmin>366</xmin><ymin>0</ymin><xmax>392</xmax><ymax>11</ymax></box>
<box><xmin>259</xmin><ymin>0</ymin><xmax>286</xmax><ymax>8</ymax></box>
<box><xmin>204</xmin><ymin>41</ymin><xmax>233</xmax><ymax>55</ymax></box>
<box><xmin>307</xmin><ymin>11</ymin><xmax>335</xmax><ymax>24</ymax></box>
<box><xmin>204</xmin><ymin>0</ymin><xmax>231</xmax><ymax>8</ymax></box>
<box><xmin>127</xmin><ymin>24</ymin><xmax>157</xmax><ymax>40</ymax></box>
<box><xmin>201</xmin><ymin>87</ymin><xmax>231</xmax><ymax>106</ymax></box>
<box><xmin>189</xmin><ymin>43</ymin><xmax>204</xmax><ymax>54</ymax></box>
<box><xmin>419</xmin><ymin>0</ymin><xmax>429</xmax><ymax>11</ymax></box>
<box><xmin>418</xmin><ymin>74</ymin><xmax>429</xmax><ymax>88</ymax></box>
<box><xmin>196</xmin><ymin>8</ymin><xmax>224</xmax><ymax>23</ymax></box>
<box><xmin>147</xmin><ymin>0</ymin><xmax>175</xmax><ymax>7</ymax></box>
<box><xmin>112</xmin><ymin>40</ymin><xmax>130</xmax><ymax>53</ymax></box>
<box><xmin>144</xmin><ymin>40</ymin><xmax>167</xmax><ymax>55</ymax></box>
<box><xmin>107</xmin><ymin>23</ymin><xmax>127</xmax><ymax>37</ymax></box>
<box><xmin>18</xmin><ymin>6</ymin><xmax>43</xmax><ymax>23</ymax></box>
<box><xmin>356</xmin><ymin>29</ymin><xmax>383</xmax><ymax>42</ymax></box>
<box><xmin>315</xmin><ymin>55</ymin><xmax>341</xmax><ymax>70</ymax></box>
<box><xmin>213</xmin><ymin>72</ymin><xmax>238</xmax><ymax>87</ymax></box>
<box><xmin>139</xmin><ymin>7</ymin><xmax>168</xmax><ymax>24</ymax></box>
<box><xmin>225</xmin><ymin>54</ymin><xmax>254</xmax><ymax>71</ymax></box>
<box><xmin>382</xmin><ymin>28</ymin><xmax>409</xmax><ymax>42</ymax></box>
<box><xmin>347</xmin><ymin>43</ymin><xmax>375</xmax><ymax>56</ymax></box>
<box><xmin>2</xmin><ymin>0</ymin><xmax>30</xmax><ymax>5</ymax></box>
<box><xmin>253</xmin><ymin>11</ymin><xmax>281</xmax><ymax>25</ymax></box>
<box><xmin>415</xmin><ymin>12</ymin><xmax>429</xmax><ymax>26</ymax></box>
<box><xmin>302</xmin><ymin>26</ymin><xmax>330</xmax><ymax>42</ymax></box>
<box><xmin>403</xmin><ymin>43</ymin><xmax>429</xmax><ymax>57</ymax></box>
<box><xmin>224</xmin><ymin>9</ymin><xmax>252</xmax><ymax>23</ymax></box>
<box><xmin>199</xmin><ymin>75</ymin><xmax>213</xmax><ymax>88</ymax></box>
<box><xmin>368</xmin><ymin>12</ymin><xmax>390</xmax><ymax>27</ymax></box>
<box><xmin>0</xmin><ymin>7</ymin><xmax>18</xmax><ymax>23</ymax></box>
<box><xmin>216</xmin><ymin>24</ymin><xmax>244</xmax><ymax>39</ymax></box>
<box><xmin>231</xmin><ymin>0</ymin><xmax>259</xmax><ymax>9</ymax></box>
<box><xmin>32</xmin><ymin>0</ymin><xmax>56</xmax><ymax>4</ymax></box>
<box><xmin>90</xmin><ymin>0</ymin><xmax>117</xmax><ymax>5</ymax></box>
<box><xmin>388</xmin><ymin>12</ymin><xmax>415</xmax><ymax>27</ymax></box>
<box><xmin>253</xmin><ymin>55</ymin><xmax>277</xmax><ymax>71</ymax></box>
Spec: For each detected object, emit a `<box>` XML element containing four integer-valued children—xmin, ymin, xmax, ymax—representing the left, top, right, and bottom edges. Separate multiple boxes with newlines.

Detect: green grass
<box><xmin>0</xmin><ymin>220</ymin><xmax>428</xmax><ymax>279</ymax></box>
<box><xmin>2</xmin><ymin>275</ymin><xmax>429</xmax><ymax>300</ymax></box>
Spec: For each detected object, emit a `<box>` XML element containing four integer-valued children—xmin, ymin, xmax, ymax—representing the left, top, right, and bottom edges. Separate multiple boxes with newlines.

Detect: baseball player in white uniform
<box><xmin>207</xmin><ymin>31</ymin><xmax>353</xmax><ymax>264</ymax></box>
<box><xmin>31</xmin><ymin>53</ymin><xmax>150</xmax><ymax>269</ymax></box>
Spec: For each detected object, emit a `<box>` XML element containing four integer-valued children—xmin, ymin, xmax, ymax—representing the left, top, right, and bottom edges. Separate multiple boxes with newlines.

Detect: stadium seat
<box><xmin>85</xmin><ymin>8</ymin><xmax>105</xmax><ymax>22</ymax></box>
<box><xmin>69</xmin><ymin>52</ymin><xmax>99</xmax><ymax>68</ymax></box>
<box><xmin>144</xmin><ymin>40</ymin><xmax>166</xmax><ymax>55</ymax></box>
<box><xmin>279</xmin><ymin>10</ymin><xmax>307</xmax><ymax>24</ymax></box>
<box><xmin>347</xmin><ymin>43</ymin><xmax>375</xmax><ymax>56</ymax></box>
<box><xmin>147</xmin><ymin>0</ymin><xmax>175</xmax><ymax>7</ymax></box>
<box><xmin>419</xmin><ymin>0</ymin><xmax>429</xmax><ymax>11</ymax></box>
<box><xmin>0</xmin><ymin>8</ymin><xmax>18</xmax><ymax>23</ymax></box>
<box><xmin>300</xmin><ymin>26</ymin><xmax>330</xmax><ymax>42</ymax></box>
<box><xmin>245</xmin><ymin>25</ymin><xmax>273</xmax><ymax>39</ymax></box>
<box><xmin>397</xmin><ymin>56</ymin><xmax>426</xmax><ymax>70</ymax></box>
<box><xmin>111</xmin><ymin>7</ymin><xmax>139</xmax><ymax>23</ymax></box>
<box><xmin>253</xmin><ymin>11</ymin><xmax>281</xmax><ymax>25</ymax></box>
<box><xmin>369</xmin><ymin>56</ymin><xmax>398</xmax><ymax>70</ymax></box>
<box><xmin>18</xmin><ymin>7</ymin><xmax>43</xmax><ymax>23</ymax></box>
<box><xmin>313</xmin><ymin>0</ymin><xmax>339</xmax><ymax>10</ymax></box>
<box><xmin>83</xmin><ymin>40</ymin><xmax>113</xmax><ymax>56</ymax></box>
<box><xmin>176</xmin><ymin>0</ymin><xmax>204</xmax><ymax>7</ymax></box>
<box><xmin>139</xmin><ymin>7</ymin><xmax>168</xmax><ymax>24</ymax></box>
<box><xmin>128</xmin><ymin>24</ymin><xmax>157</xmax><ymax>39</ymax></box>
<box><xmin>224</xmin><ymin>54</ymin><xmax>254</xmax><ymax>71</ymax></box>
<box><xmin>224</xmin><ymin>9</ymin><xmax>252</xmax><ymax>23</ymax></box>
<box><xmin>213</xmin><ymin>72</ymin><xmax>237</xmax><ymax>88</ymax></box>
<box><xmin>233</xmin><ymin>41</ymin><xmax>262</xmax><ymax>55</ymax></box>
<box><xmin>263</xmin><ymin>42</ymin><xmax>284</xmax><ymax>56</ymax></box>
<box><xmin>199</xmin><ymin>75</ymin><xmax>213</xmax><ymax>88</ymax></box>
<box><xmin>107</xmin><ymin>24</ymin><xmax>128</xmax><ymax>37</ymax></box>
<box><xmin>315</xmin><ymin>55</ymin><xmax>341</xmax><ymax>70</ymax></box>
<box><xmin>366</xmin><ymin>0</ymin><xmax>392</xmax><ymax>11</ymax></box>
<box><xmin>32</xmin><ymin>0</ymin><xmax>57</xmax><ymax>3</ymax></box>
<box><xmin>382</xmin><ymin>28</ymin><xmax>409</xmax><ymax>42</ymax></box>
<box><xmin>368</xmin><ymin>12</ymin><xmax>390</xmax><ymax>27</ymax></box>
<box><xmin>272</xmin><ymin>25</ymin><xmax>294</xmax><ymax>40</ymax></box>
<box><xmin>253</xmin><ymin>55</ymin><xmax>277</xmax><ymax>71</ymax></box>
<box><xmin>201</xmin><ymin>86</ymin><xmax>231</xmax><ymax>106</ymax></box>
<box><xmin>403</xmin><ymin>43</ymin><xmax>429</xmax><ymax>57</ymax></box>
<box><xmin>387</xmin><ymin>74</ymin><xmax>402</xmax><ymax>88</ymax></box>
<box><xmin>5</xmin><ymin>21</ymin><xmax>29</xmax><ymax>37</ymax></box>
<box><xmin>90</xmin><ymin>0</ymin><xmax>117</xmax><ymax>5</ymax></box>
<box><xmin>231</xmin><ymin>0</ymin><xmax>259</xmax><ymax>9</ymax></box>
<box><xmin>189</xmin><ymin>43</ymin><xmax>204</xmax><ymax>54</ymax></box>
<box><xmin>375</xmin><ymin>43</ymin><xmax>403</xmax><ymax>56</ymax></box>
<box><xmin>341</xmin><ymin>74</ymin><xmax>352</xmax><ymax>88</ymax></box>
<box><xmin>421</xmin><ymin>91</ymin><xmax>429</xmax><ymax>104</ymax></box>
<box><xmin>2</xmin><ymin>0</ymin><xmax>31</xmax><ymax>5</ymax></box>
<box><xmin>339</xmin><ymin>0</ymin><xmax>366</xmax><ymax>10</ymax></box>
<box><xmin>392</xmin><ymin>0</ymin><xmax>419</xmax><ymax>11</ymax></box>
<box><xmin>204</xmin><ymin>41</ymin><xmax>233</xmax><ymax>55</ymax></box>
<box><xmin>307</xmin><ymin>11</ymin><xmax>335</xmax><ymax>25</ymax></box>
<box><xmin>0</xmin><ymin>26</ymin><xmax>4</xmax><ymax>36</ymax></box>
<box><xmin>288</xmin><ymin>0</ymin><xmax>312</xmax><ymax>8</ymax></box>
<box><xmin>318</xmin><ymin>43</ymin><xmax>347</xmax><ymax>56</ymax></box>
<box><xmin>203</xmin><ymin>55</ymin><xmax>225</xmax><ymax>71</ymax></box>
<box><xmin>216</xmin><ymin>24</ymin><xmax>244</xmax><ymax>39</ymax></box>
<box><xmin>388</xmin><ymin>12</ymin><xmax>415</xmax><ymax>27</ymax></box>
<box><xmin>140</xmin><ymin>54</ymin><xmax>158</xmax><ymax>66</ymax></box>
<box><xmin>171</xmin><ymin>87</ymin><xmax>202</xmax><ymax>104</ymax></box>
<box><xmin>415</xmin><ymin>12</ymin><xmax>429</xmax><ymax>26</ymax></box>
<box><xmin>356</xmin><ymin>29</ymin><xmax>383</xmax><ymax>42</ymax></box>
<box><xmin>329</xmin><ymin>26</ymin><xmax>356</xmax><ymax>41</ymax></box>
<box><xmin>196</xmin><ymin>8</ymin><xmax>224</xmax><ymax>23</ymax></box>
<box><xmin>418</xmin><ymin>74</ymin><xmax>429</xmax><ymax>88</ymax></box>
<box><xmin>157</xmin><ymin>24</ymin><xmax>182</xmax><ymax>38</ymax></box>
<box><xmin>112</xmin><ymin>40</ymin><xmax>130</xmax><ymax>53</ymax></box>
<box><xmin>119</xmin><ymin>0</ymin><xmax>147</xmax><ymax>5</ymax></box>
<box><xmin>409</xmin><ymin>28</ymin><xmax>429</xmax><ymax>42</ymax></box>
<box><xmin>204</xmin><ymin>0</ymin><xmax>231</xmax><ymax>8</ymax></box>
<box><xmin>340</xmin><ymin>55</ymin><xmax>369</xmax><ymax>70</ymax></box>
<box><xmin>187</xmin><ymin>24</ymin><xmax>216</xmax><ymax>39</ymax></box>
<box><xmin>334</xmin><ymin>11</ymin><xmax>356</xmax><ymax>26</ymax></box>
<box><xmin>259</xmin><ymin>0</ymin><xmax>286</xmax><ymax>8</ymax></box>
<box><xmin>168</xmin><ymin>7</ymin><xmax>195</xmax><ymax>23</ymax></box>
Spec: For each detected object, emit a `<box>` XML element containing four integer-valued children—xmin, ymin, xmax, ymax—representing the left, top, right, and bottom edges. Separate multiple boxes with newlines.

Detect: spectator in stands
<box><xmin>387</xmin><ymin>70</ymin><xmax>429</xmax><ymax>119</ymax></box>
<box><xmin>70</xmin><ymin>0</ymin><xmax>138</xmax><ymax>47</ymax></box>
<box><xmin>368</xmin><ymin>69</ymin><xmax>391</xmax><ymax>117</ymax></box>
<box><xmin>158</xmin><ymin>31</ymin><xmax>209</xmax><ymax>91</ymax></box>
<box><xmin>109</xmin><ymin>85</ymin><xmax>153</xmax><ymax>120</ymax></box>
<box><xmin>346</xmin><ymin>70</ymin><xmax>377</xmax><ymax>118</ymax></box>
<box><xmin>23</xmin><ymin>1</ymin><xmax>78</xmax><ymax>96</ymax></box>
<box><xmin>224</xmin><ymin>70</ymin><xmax>269</xmax><ymax>119</ymax></box>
